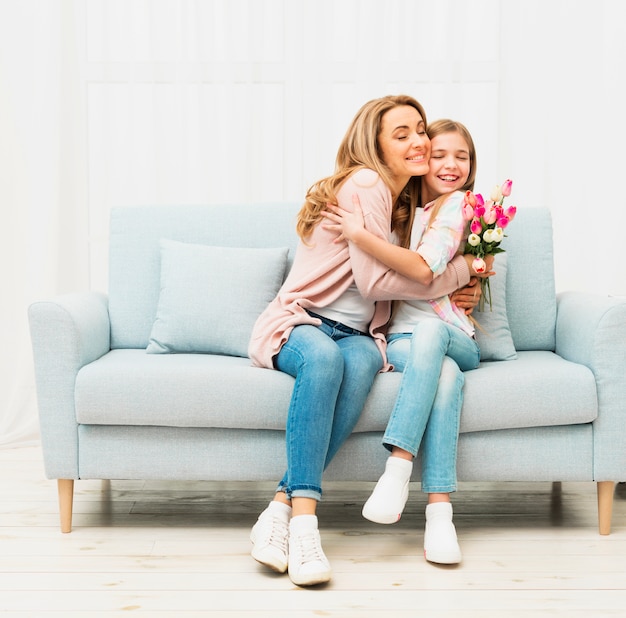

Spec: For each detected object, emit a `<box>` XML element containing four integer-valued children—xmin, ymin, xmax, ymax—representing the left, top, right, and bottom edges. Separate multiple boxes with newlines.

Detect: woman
<box><xmin>323</xmin><ymin>119</ymin><xmax>486</xmax><ymax>565</ymax></box>
<box><xmin>248</xmin><ymin>99</ymin><xmax>487</xmax><ymax>586</ymax></box>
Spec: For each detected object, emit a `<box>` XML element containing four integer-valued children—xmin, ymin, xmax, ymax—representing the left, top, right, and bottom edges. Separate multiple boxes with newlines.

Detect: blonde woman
<box><xmin>248</xmin><ymin>99</ymin><xmax>486</xmax><ymax>586</ymax></box>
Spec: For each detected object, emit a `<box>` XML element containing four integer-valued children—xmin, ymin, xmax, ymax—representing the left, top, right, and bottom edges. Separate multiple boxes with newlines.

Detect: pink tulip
<box><xmin>470</xmin><ymin>218</ymin><xmax>483</xmax><ymax>235</ymax></box>
<box><xmin>473</xmin><ymin>257</ymin><xmax>486</xmax><ymax>273</ymax></box>
<box><xmin>505</xmin><ymin>205</ymin><xmax>517</xmax><ymax>221</ymax></box>
<box><xmin>483</xmin><ymin>203</ymin><xmax>497</xmax><ymax>225</ymax></box>
<box><xmin>497</xmin><ymin>215</ymin><xmax>510</xmax><ymax>229</ymax></box>
<box><xmin>474</xmin><ymin>193</ymin><xmax>485</xmax><ymax>208</ymax></box>
<box><xmin>501</xmin><ymin>179</ymin><xmax>513</xmax><ymax>197</ymax></box>
<box><xmin>462</xmin><ymin>203</ymin><xmax>475</xmax><ymax>220</ymax></box>
<box><xmin>474</xmin><ymin>205</ymin><xmax>485</xmax><ymax>219</ymax></box>
<box><xmin>464</xmin><ymin>190</ymin><xmax>476</xmax><ymax>208</ymax></box>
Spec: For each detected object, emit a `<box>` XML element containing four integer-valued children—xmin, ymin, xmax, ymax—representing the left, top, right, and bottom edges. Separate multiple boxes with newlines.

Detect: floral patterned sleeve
<box><xmin>416</xmin><ymin>191</ymin><xmax>467</xmax><ymax>277</ymax></box>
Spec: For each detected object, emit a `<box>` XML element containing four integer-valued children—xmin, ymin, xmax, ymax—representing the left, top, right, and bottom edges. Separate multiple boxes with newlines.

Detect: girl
<box><xmin>248</xmin><ymin>101</ymin><xmax>487</xmax><ymax>586</ymax></box>
<box><xmin>323</xmin><ymin>119</ymin><xmax>486</xmax><ymax>565</ymax></box>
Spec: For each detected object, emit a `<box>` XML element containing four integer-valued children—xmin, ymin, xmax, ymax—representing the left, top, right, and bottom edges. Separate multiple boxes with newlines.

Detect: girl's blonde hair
<box><xmin>296</xmin><ymin>94</ymin><xmax>427</xmax><ymax>247</ymax></box>
<box><xmin>423</xmin><ymin>119</ymin><xmax>477</xmax><ymax>229</ymax></box>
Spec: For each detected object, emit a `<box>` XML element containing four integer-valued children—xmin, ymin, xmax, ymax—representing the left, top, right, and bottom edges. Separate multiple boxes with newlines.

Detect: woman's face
<box><xmin>422</xmin><ymin>131</ymin><xmax>471</xmax><ymax>203</ymax></box>
<box><xmin>378</xmin><ymin>105</ymin><xmax>430</xmax><ymax>193</ymax></box>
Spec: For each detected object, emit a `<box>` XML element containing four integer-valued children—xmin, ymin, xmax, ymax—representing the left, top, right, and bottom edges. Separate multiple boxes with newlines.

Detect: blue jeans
<box><xmin>385</xmin><ymin>319</ymin><xmax>480</xmax><ymax>494</ymax></box>
<box><xmin>274</xmin><ymin>316</ymin><xmax>383</xmax><ymax>501</ymax></box>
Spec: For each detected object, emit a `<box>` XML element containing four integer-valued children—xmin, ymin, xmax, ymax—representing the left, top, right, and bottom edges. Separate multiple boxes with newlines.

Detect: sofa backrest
<box><xmin>109</xmin><ymin>204</ymin><xmax>301</xmax><ymax>349</ymax></box>
<box><xmin>503</xmin><ymin>207</ymin><xmax>556</xmax><ymax>351</ymax></box>
<box><xmin>108</xmin><ymin>204</ymin><xmax>556</xmax><ymax>352</ymax></box>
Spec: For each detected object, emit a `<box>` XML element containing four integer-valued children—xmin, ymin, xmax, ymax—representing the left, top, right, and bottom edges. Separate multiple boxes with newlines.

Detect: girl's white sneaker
<box><xmin>424</xmin><ymin>502</ymin><xmax>462</xmax><ymax>564</ymax></box>
<box><xmin>362</xmin><ymin>457</ymin><xmax>413</xmax><ymax>524</ymax></box>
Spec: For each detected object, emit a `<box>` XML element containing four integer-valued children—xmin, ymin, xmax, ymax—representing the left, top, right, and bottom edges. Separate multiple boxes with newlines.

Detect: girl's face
<box><xmin>378</xmin><ymin>105</ymin><xmax>430</xmax><ymax>194</ymax></box>
<box><xmin>422</xmin><ymin>131</ymin><xmax>471</xmax><ymax>203</ymax></box>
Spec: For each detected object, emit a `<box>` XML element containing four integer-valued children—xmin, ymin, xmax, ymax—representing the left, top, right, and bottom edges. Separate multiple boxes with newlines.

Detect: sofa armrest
<box><xmin>556</xmin><ymin>291</ymin><xmax>626</xmax><ymax>479</ymax></box>
<box><xmin>28</xmin><ymin>292</ymin><xmax>110</xmax><ymax>479</ymax></box>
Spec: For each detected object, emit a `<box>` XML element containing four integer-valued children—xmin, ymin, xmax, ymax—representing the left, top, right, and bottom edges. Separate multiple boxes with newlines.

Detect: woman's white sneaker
<box><xmin>288</xmin><ymin>515</ymin><xmax>332</xmax><ymax>586</ymax></box>
<box><xmin>423</xmin><ymin>502</ymin><xmax>462</xmax><ymax>564</ymax></box>
<box><xmin>250</xmin><ymin>501</ymin><xmax>291</xmax><ymax>573</ymax></box>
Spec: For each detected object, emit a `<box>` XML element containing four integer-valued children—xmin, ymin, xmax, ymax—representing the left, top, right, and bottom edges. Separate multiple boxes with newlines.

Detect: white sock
<box><xmin>425</xmin><ymin>501</ymin><xmax>453</xmax><ymax>521</ymax></box>
<box><xmin>289</xmin><ymin>514</ymin><xmax>318</xmax><ymax>533</ymax></box>
<box><xmin>384</xmin><ymin>456</ymin><xmax>413</xmax><ymax>479</ymax></box>
<box><xmin>265</xmin><ymin>500</ymin><xmax>292</xmax><ymax>520</ymax></box>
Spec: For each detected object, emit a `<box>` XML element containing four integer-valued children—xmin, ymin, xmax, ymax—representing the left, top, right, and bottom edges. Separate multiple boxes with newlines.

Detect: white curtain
<box><xmin>0</xmin><ymin>0</ymin><xmax>88</xmax><ymax>447</ymax></box>
<box><xmin>1</xmin><ymin>0</ymin><xmax>625</xmax><ymax>447</ymax></box>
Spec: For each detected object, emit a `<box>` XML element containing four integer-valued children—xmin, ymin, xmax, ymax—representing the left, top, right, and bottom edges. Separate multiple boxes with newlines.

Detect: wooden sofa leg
<box><xmin>58</xmin><ymin>479</ymin><xmax>74</xmax><ymax>533</ymax></box>
<box><xmin>597</xmin><ymin>481</ymin><xmax>615</xmax><ymax>535</ymax></box>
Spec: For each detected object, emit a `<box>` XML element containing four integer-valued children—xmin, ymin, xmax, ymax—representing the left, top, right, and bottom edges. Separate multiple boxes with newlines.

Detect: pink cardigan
<box><xmin>248</xmin><ymin>169</ymin><xmax>470</xmax><ymax>370</ymax></box>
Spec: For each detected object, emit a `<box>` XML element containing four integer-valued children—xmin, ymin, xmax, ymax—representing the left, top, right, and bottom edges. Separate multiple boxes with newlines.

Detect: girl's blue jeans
<box><xmin>385</xmin><ymin>319</ymin><xmax>480</xmax><ymax>494</ymax></box>
<box><xmin>274</xmin><ymin>316</ymin><xmax>383</xmax><ymax>501</ymax></box>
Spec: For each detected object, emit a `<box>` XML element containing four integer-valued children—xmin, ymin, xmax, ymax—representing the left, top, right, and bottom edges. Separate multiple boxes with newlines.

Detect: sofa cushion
<box><xmin>75</xmin><ymin>350</ymin><xmax>597</xmax><ymax>434</ymax></box>
<box><xmin>473</xmin><ymin>253</ymin><xmax>517</xmax><ymax>361</ymax></box>
<box><xmin>146</xmin><ymin>240</ymin><xmax>288</xmax><ymax>357</ymax></box>
<box><xmin>108</xmin><ymin>204</ymin><xmax>301</xmax><ymax>350</ymax></box>
<box><xmin>504</xmin><ymin>208</ymin><xmax>557</xmax><ymax>351</ymax></box>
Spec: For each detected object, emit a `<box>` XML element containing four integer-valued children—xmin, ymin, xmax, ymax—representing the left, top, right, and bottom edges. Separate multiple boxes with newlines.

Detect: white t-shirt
<box><xmin>311</xmin><ymin>283</ymin><xmax>375</xmax><ymax>333</ymax></box>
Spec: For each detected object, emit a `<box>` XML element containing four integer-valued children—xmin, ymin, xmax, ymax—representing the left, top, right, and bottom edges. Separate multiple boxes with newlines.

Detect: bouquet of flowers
<box><xmin>462</xmin><ymin>179</ymin><xmax>516</xmax><ymax>311</ymax></box>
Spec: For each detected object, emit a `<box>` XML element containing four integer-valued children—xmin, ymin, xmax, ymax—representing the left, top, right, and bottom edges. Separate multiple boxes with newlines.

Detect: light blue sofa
<box><xmin>28</xmin><ymin>204</ymin><xmax>626</xmax><ymax>534</ymax></box>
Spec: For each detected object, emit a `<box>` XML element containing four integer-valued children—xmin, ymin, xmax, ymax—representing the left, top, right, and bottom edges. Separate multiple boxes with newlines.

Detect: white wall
<box><xmin>79</xmin><ymin>0</ymin><xmax>626</xmax><ymax>297</ymax></box>
<box><xmin>1</xmin><ymin>0</ymin><xmax>625</xmax><ymax>445</ymax></box>
<box><xmin>82</xmin><ymin>0</ymin><xmax>506</xmax><ymax>291</ymax></box>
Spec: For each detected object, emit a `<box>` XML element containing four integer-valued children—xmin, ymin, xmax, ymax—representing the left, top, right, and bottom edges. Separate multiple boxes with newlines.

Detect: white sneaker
<box><xmin>250</xmin><ymin>503</ymin><xmax>290</xmax><ymax>573</ymax></box>
<box><xmin>288</xmin><ymin>515</ymin><xmax>332</xmax><ymax>586</ymax></box>
<box><xmin>362</xmin><ymin>457</ymin><xmax>412</xmax><ymax>524</ymax></box>
<box><xmin>424</xmin><ymin>502</ymin><xmax>462</xmax><ymax>564</ymax></box>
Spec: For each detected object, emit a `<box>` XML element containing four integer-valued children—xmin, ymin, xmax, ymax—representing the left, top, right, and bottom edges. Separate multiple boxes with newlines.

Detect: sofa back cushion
<box><xmin>109</xmin><ymin>204</ymin><xmax>301</xmax><ymax>349</ymax></box>
<box><xmin>108</xmin><ymin>204</ymin><xmax>556</xmax><ymax>353</ymax></box>
<box><xmin>503</xmin><ymin>207</ymin><xmax>556</xmax><ymax>351</ymax></box>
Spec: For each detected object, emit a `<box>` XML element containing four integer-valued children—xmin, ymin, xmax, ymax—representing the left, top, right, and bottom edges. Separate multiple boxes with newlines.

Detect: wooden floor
<box><xmin>2</xmin><ymin>446</ymin><xmax>626</xmax><ymax>617</ymax></box>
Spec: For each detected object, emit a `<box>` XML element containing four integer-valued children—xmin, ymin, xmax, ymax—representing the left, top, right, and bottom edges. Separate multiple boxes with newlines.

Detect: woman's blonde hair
<box><xmin>296</xmin><ymin>94</ymin><xmax>427</xmax><ymax>247</ymax></box>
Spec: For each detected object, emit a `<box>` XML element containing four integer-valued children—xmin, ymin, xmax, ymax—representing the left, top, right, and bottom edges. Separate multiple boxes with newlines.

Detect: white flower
<box><xmin>490</xmin><ymin>185</ymin><xmax>503</xmax><ymax>202</ymax></box>
<box><xmin>473</xmin><ymin>257</ymin><xmax>486</xmax><ymax>273</ymax></box>
<box><xmin>467</xmin><ymin>233</ymin><xmax>481</xmax><ymax>247</ymax></box>
<box><xmin>483</xmin><ymin>229</ymin><xmax>496</xmax><ymax>243</ymax></box>
<box><xmin>492</xmin><ymin>227</ymin><xmax>504</xmax><ymax>242</ymax></box>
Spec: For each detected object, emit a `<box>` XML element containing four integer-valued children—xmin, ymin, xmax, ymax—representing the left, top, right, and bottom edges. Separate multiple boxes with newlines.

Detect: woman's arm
<box><xmin>322</xmin><ymin>196</ymin><xmax>434</xmax><ymax>285</ymax></box>
<box><xmin>333</xmin><ymin>170</ymin><xmax>491</xmax><ymax>302</ymax></box>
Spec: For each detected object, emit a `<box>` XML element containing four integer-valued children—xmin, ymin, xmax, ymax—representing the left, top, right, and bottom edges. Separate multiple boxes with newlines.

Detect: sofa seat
<box><xmin>75</xmin><ymin>349</ymin><xmax>597</xmax><ymax>435</ymax></box>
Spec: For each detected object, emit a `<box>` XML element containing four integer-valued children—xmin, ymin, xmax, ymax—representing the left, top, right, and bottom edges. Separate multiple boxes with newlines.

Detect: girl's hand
<box><xmin>321</xmin><ymin>194</ymin><xmax>366</xmax><ymax>243</ymax></box>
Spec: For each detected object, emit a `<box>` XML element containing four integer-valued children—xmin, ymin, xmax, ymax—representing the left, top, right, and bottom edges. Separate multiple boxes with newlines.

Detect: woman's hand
<box><xmin>321</xmin><ymin>194</ymin><xmax>366</xmax><ymax>243</ymax></box>
<box><xmin>451</xmin><ymin>277</ymin><xmax>481</xmax><ymax>315</ymax></box>
<box><xmin>455</xmin><ymin>256</ymin><xmax>495</xmax><ymax>314</ymax></box>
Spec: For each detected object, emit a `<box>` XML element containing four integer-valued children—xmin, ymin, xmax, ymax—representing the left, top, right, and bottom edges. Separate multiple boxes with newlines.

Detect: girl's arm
<box><xmin>323</xmin><ymin>196</ymin><xmax>435</xmax><ymax>284</ymax></box>
<box><xmin>323</xmin><ymin>190</ymin><xmax>489</xmax><ymax>285</ymax></box>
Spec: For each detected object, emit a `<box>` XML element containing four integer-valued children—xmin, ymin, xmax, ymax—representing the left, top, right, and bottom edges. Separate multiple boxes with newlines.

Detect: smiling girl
<box><xmin>323</xmin><ymin>119</ymin><xmax>490</xmax><ymax>565</ymax></box>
